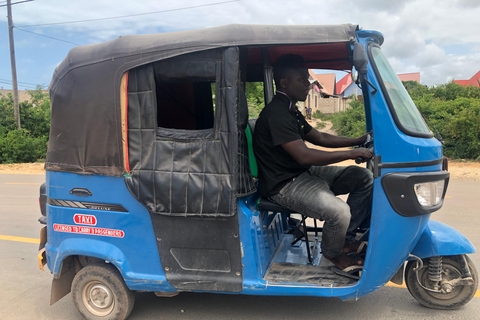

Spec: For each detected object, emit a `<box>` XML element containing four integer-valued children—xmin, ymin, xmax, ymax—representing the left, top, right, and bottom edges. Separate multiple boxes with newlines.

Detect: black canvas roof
<box><xmin>54</xmin><ymin>24</ymin><xmax>358</xmax><ymax>80</ymax></box>
<box><xmin>46</xmin><ymin>24</ymin><xmax>359</xmax><ymax>176</ymax></box>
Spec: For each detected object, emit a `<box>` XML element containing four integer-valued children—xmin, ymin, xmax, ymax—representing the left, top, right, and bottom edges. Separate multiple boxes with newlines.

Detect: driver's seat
<box><xmin>245</xmin><ymin>118</ymin><xmax>318</xmax><ymax>262</ymax></box>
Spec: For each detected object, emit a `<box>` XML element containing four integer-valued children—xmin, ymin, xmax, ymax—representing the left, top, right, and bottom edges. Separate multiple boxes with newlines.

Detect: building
<box><xmin>453</xmin><ymin>70</ymin><xmax>480</xmax><ymax>87</ymax></box>
<box><xmin>336</xmin><ymin>72</ymin><xmax>421</xmax><ymax>98</ymax></box>
<box><xmin>303</xmin><ymin>71</ymin><xmax>350</xmax><ymax>114</ymax></box>
<box><xmin>397</xmin><ymin>72</ymin><xmax>420</xmax><ymax>83</ymax></box>
<box><xmin>0</xmin><ymin>89</ymin><xmax>48</xmax><ymax>102</ymax></box>
<box><xmin>336</xmin><ymin>73</ymin><xmax>356</xmax><ymax>97</ymax></box>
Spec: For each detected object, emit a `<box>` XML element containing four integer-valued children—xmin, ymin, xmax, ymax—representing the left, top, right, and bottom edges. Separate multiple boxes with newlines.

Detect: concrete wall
<box><xmin>317</xmin><ymin>97</ymin><xmax>351</xmax><ymax>114</ymax></box>
<box><xmin>0</xmin><ymin>89</ymin><xmax>48</xmax><ymax>102</ymax></box>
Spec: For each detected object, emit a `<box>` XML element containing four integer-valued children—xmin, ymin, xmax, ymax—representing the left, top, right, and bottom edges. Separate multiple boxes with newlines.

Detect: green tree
<box><xmin>20</xmin><ymin>89</ymin><xmax>51</xmax><ymax>137</ymax></box>
<box><xmin>0</xmin><ymin>87</ymin><xmax>51</xmax><ymax>163</ymax></box>
<box><xmin>0</xmin><ymin>93</ymin><xmax>16</xmax><ymax>132</ymax></box>
<box><xmin>330</xmin><ymin>98</ymin><xmax>366</xmax><ymax>138</ymax></box>
<box><xmin>327</xmin><ymin>81</ymin><xmax>480</xmax><ymax>160</ymax></box>
<box><xmin>405</xmin><ymin>82</ymin><xmax>480</xmax><ymax>160</ymax></box>
<box><xmin>0</xmin><ymin>129</ymin><xmax>48</xmax><ymax>163</ymax></box>
<box><xmin>245</xmin><ymin>82</ymin><xmax>265</xmax><ymax>118</ymax></box>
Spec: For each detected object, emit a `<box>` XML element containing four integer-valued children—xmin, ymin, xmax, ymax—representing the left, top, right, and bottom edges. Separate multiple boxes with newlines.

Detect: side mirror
<box><xmin>351</xmin><ymin>68</ymin><xmax>358</xmax><ymax>83</ymax></box>
<box><xmin>352</xmin><ymin>42</ymin><xmax>377</xmax><ymax>95</ymax></box>
<box><xmin>353</xmin><ymin>42</ymin><xmax>368</xmax><ymax>77</ymax></box>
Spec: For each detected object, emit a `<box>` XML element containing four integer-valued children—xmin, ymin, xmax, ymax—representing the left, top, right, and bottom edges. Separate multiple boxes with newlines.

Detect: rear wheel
<box><xmin>72</xmin><ymin>263</ymin><xmax>135</xmax><ymax>320</ymax></box>
<box><xmin>405</xmin><ymin>255</ymin><xmax>478</xmax><ymax>310</ymax></box>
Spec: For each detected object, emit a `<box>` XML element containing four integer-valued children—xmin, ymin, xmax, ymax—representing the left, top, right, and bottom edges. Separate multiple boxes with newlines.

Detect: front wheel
<box><xmin>405</xmin><ymin>255</ymin><xmax>478</xmax><ymax>310</ymax></box>
<box><xmin>71</xmin><ymin>263</ymin><xmax>135</xmax><ymax>320</ymax></box>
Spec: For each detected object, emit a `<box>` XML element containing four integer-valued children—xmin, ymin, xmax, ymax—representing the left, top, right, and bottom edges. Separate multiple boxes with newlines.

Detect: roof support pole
<box><xmin>261</xmin><ymin>48</ymin><xmax>274</xmax><ymax>105</ymax></box>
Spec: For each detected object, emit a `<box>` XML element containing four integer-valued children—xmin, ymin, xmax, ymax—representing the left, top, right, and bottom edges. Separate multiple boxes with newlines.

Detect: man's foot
<box><xmin>324</xmin><ymin>252</ymin><xmax>363</xmax><ymax>270</ymax></box>
<box><xmin>343</xmin><ymin>240</ymin><xmax>367</xmax><ymax>255</ymax></box>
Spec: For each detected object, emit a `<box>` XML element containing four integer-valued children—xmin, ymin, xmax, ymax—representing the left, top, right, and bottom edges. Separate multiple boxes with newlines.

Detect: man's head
<box><xmin>273</xmin><ymin>54</ymin><xmax>311</xmax><ymax>103</ymax></box>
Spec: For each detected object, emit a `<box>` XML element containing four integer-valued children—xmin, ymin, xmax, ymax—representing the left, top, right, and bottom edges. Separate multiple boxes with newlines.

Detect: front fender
<box><xmin>411</xmin><ymin>220</ymin><xmax>475</xmax><ymax>259</ymax></box>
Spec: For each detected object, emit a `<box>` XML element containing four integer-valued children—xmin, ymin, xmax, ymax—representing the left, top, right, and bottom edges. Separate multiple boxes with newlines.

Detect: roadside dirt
<box><xmin>1</xmin><ymin>121</ymin><xmax>478</xmax><ymax>181</ymax></box>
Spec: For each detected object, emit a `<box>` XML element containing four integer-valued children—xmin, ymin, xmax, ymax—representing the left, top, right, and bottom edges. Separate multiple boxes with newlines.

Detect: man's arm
<box><xmin>305</xmin><ymin>127</ymin><xmax>369</xmax><ymax>148</ymax></box>
<box><xmin>282</xmin><ymin>139</ymin><xmax>373</xmax><ymax>166</ymax></box>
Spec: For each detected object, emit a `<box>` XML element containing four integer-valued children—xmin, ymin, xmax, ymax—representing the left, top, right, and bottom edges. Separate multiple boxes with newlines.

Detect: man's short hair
<box><xmin>273</xmin><ymin>54</ymin><xmax>306</xmax><ymax>84</ymax></box>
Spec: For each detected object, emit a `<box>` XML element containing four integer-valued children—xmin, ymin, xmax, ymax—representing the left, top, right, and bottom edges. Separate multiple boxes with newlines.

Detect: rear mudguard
<box><xmin>47</xmin><ymin>238</ymin><xmax>175</xmax><ymax>291</ymax></box>
<box><xmin>48</xmin><ymin>238</ymin><xmax>128</xmax><ymax>279</ymax></box>
<box><xmin>410</xmin><ymin>220</ymin><xmax>476</xmax><ymax>259</ymax></box>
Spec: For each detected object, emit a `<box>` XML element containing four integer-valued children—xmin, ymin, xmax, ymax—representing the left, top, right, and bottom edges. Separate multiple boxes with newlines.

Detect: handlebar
<box><xmin>355</xmin><ymin>156</ymin><xmax>365</xmax><ymax>164</ymax></box>
<box><xmin>355</xmin><ymin>133</ymin><xmax>373</xmax><ymax>164</ymax></box>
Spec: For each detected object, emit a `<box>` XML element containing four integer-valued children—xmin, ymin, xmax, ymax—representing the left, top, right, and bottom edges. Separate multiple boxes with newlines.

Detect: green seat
<box><xmin>246</xmin><ymin>119</ymin><xmax>316</xmax><ymax>261</ymax></box>
<box><xmin>245</xmin><ymin>120</ymin><xmax>258</xmax><ymax>179</ymax></box>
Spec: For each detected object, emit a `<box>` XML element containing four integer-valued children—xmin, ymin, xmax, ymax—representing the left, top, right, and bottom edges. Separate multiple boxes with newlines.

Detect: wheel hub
<box><xmin>82</xmin><ymin>281</ymin><xmax>115</xmax><ymax>316</ymax></box>
<box><xmin>90</xmin><ymin>284</ymin><xmax>113</xmax><ymax>309</ymax></box>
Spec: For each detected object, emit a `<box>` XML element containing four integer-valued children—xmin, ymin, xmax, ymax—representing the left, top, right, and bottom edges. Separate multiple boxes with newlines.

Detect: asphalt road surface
<box><xmin>1</xmin><ymin>174</ymin><xmax>479</xmax><ymax>320</ymax></box>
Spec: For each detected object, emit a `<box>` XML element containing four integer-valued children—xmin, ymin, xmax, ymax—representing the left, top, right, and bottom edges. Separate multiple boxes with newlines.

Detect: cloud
<box><xmin>342</xmin><ymin>0</ymin><xmax>415</xmax><ymax>13</ymax></box>
<box><xmin>457</xmin><ymin>0</ymin><xmax>480</xmax><ymax>8</ymax></box>
<box><xmin>415</xmin><ymin>43</ymin><xmax>447</xmax><ymax>68</ymax></box>
<box><xmin>2</xmin><ymin>0</ymin><xmax>480</xmax><ymax>86</ymax></box>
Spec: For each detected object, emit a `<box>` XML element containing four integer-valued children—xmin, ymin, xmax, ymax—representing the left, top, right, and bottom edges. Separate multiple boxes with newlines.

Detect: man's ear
<box><xmin>280</xmin><ymin>78</ymin><xmax>288</xmax><ymax>90</ymax></box>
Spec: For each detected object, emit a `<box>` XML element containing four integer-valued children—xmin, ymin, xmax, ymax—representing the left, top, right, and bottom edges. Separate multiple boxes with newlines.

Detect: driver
<box><xmin>253</xmin><ymin>54</ymin><xmax>374</xmax><ymax>270</ymax></box>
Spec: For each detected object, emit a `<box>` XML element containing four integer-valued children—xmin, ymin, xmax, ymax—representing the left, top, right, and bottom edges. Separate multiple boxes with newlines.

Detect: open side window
<box><xmin>123</xmin><ymin>48</ymin><xmax>255</xmax><ymax>217</ymax></box>
<box><xmin>152</xmin><ymin>58</ymin><xmax>217</xmax><ymax>132</ymax></box>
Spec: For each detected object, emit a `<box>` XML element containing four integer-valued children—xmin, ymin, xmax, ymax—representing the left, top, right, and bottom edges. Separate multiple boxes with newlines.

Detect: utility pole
<box><xmin>7</xmin><ymin>0</ymin><xmax>21</xmax><ymax>129</ymax></box>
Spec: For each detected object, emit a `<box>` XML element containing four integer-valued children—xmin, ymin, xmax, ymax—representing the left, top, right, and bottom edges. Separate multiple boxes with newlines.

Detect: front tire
<box><xmin>71</xmin><ymin>263</ymin><xmax>135</xmax><ymax>320</ymax></box>
<box><xmin>405</xmin><ymin>255</ymin><xmax>478</xmax><ymax>310</ymax></box>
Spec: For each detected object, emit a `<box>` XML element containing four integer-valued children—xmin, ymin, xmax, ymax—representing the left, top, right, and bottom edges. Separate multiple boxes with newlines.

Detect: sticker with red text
<box><xmin>74</xmin><ymin>214</ymin><xmax>97</xmax><ymax>226</ymax></box>
<box><xmin>53</xmin><ymin>224</ymin><xmax>124</xmax><ymax>238</ymax></box>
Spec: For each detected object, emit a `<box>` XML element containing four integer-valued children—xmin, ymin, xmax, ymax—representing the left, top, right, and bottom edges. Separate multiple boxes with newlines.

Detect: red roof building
<box><xmin>336</xmin><ymin>73</ymin><xmax>353</xmax><ymax>96</ymax></box>
<box><xmin>453</xmin><ymin>70</ymin><xmax>480</xmax><ymax>87</ymax></box>
<box><xmin>308</xmin><ymin>70</ymin><xmax>336</xmax><ymax>96</ymax></box>
<box><xmin>336</xmin><ymin>72</ymin><xmax>421</xmax><ymax>97</ymax></box>
<box><xmin>397</xmin><ymin>72</ymin><xmax>420</xmax><ymax>83</ymax></box>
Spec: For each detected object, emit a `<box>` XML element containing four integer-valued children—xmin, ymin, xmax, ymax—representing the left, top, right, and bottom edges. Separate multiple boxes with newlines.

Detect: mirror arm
<box><xmin>362</xmin><ymin>75</ymin><xmax>378</xmax><ymax>95</ymax></box>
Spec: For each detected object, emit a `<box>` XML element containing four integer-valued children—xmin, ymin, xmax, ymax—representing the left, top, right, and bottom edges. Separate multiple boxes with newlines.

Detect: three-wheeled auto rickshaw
<box><xmin>37</xmin><ymin>24</ymin><xmax>477</xmax><ymax>320</ymax></box>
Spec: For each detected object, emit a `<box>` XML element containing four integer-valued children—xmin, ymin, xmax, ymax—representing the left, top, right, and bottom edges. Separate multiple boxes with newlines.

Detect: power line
<box><xmin>0</xmin><ymin>0</ymin><xmax>34</xmax><ymax>8</ymax></box>
<box><xmin>16</xmin><ymin>0</ymin><xmax>240</xmax><ymax>27</ymax></box>
<box><xmin>14</xmin><ymin>26</ymin><xmax>81</xmax><ymax>46</ymax></box>
<box><xmin>0</xmin><ymin>77</ymin><xmax>40</xmax><ymax>86</ymax></box>
<box><xmin>0</xmin><ymin>81</ymin><xmax>38</xmax><ymax>89</ymax></box>
<box><xmin>0</xmin><ymin>81</ymin><xmax>38</xmax><ymax>90</ymax></box>
<box><xmin>0</xmin><ymin>78</ymin><xmax>39</xmax><ymax>87</ymax></box>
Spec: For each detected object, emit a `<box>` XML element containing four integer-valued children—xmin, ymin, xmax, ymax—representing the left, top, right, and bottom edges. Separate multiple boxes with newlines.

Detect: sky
<box><xmin>1</xmin><ymin>0</ymin><xmax>480</xmax><ymax>90</ymax></box>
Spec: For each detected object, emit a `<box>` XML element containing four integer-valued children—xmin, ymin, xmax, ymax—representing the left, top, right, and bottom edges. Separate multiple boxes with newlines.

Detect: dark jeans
<box><xmin>271</xmin><ymin>165</ymin><xmax>373</xmax><ymax>259</ymax></box>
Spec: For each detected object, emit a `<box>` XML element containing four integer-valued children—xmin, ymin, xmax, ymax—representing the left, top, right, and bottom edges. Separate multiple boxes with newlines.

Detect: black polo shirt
<box><xmin>253</xmin><ymin>93</ymin><xmax>313</xmax><ymax>197</ymax></box>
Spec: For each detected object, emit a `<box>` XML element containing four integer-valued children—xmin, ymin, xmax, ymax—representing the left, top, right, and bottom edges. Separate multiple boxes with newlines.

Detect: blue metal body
<box><xmin>45</xmin><ymin>171</ymin><xmax>177</xmax><ymax>292</ymax></box>
<box><xmin>44</xmin><ymin>29</ymin><xmax>475</xmax><ymax>301</ymax></box>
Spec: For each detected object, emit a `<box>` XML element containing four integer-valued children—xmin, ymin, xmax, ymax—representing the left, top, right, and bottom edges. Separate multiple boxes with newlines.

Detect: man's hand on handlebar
<box><xmin>357</xmin><ymin>131</ymin><xmax>373</xmax><ymax>146</ymax></box>
<box><xmin>354</xmin><ymin>132</ymin><xmax>374</xmax><ymax>164</ymax></box>
<box><xmin>351</xmin><ymin>148</ymin><xmax>373</xmax><ymax>163</ymax></box>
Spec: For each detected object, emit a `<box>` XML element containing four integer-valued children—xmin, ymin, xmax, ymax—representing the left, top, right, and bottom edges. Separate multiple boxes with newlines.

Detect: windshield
<box><xmin>370</xmin><ymin>45</ymin><xmax>432</xmax><ymax>137</ymax></box>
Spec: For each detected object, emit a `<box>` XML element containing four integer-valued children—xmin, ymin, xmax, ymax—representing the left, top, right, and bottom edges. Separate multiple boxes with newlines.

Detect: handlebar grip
<box><xmin>355</xmin><ymin>157</ymin><xmax>364</xmax><ymax>164</ymax></box>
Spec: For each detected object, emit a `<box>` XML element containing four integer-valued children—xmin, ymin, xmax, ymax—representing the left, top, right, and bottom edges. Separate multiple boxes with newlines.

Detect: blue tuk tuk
<box><xmin>37</xmin><ymin>24</ymin><xmax>477</xmax><ymax>320</ymax></box>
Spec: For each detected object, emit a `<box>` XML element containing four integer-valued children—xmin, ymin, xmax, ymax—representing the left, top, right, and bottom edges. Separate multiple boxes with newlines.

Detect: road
<box><xmin>0</xmin><ymin>174</ymin><xmax>479</xmax><ymax>320</ymax></box>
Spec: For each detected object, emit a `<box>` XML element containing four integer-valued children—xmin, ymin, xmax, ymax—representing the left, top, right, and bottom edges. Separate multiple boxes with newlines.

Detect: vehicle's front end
<box><xmin>353</xmin><ymin>30</ymin><xmax>477</xmax><ymax>307</ymax></box>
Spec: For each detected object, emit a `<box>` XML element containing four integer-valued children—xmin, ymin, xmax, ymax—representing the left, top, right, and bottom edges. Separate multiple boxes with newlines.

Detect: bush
<box><xmin>313</xmin><ymin>110</ymin><xmax>333</xmax><ymax>121</ymax></box>
<box><xmin>330</xmin><ymin>99</ymin><xmax>366</xmax><ymax>138</ymax></box>
<box><xmin>0</xmin><ymin>88</ymin><xmax>50</xmax><ymax>163</ymax></box>
<box><xmin>407</xmin><ymin>82</ymin><xmax>480</xmax><ymax>160</ymax></box>
<box><xmin>326</xmin><ymin>82</ymin><xmax>480</xmax><ymax>160</ymax></box>
<box><xmin>246</xmin><ymin>82</ymin><xmax>265</xmax><ymax>118</ymax></box>
<box><xmin>0</xmin><ymin>129</ymin><xmax>47</xmax><ymax>163</ymax></box>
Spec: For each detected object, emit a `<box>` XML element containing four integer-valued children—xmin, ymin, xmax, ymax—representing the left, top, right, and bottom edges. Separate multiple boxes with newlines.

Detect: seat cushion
<box><xmin>257</xmin><ymin>197</ymin><xmax>296</xmax><ymax>214</ymax></box>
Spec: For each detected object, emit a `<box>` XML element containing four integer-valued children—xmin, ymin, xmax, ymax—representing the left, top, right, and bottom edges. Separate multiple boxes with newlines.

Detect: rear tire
<box><xmin>405</xmin><ymin>255</ymin><xmax>478</xmax><ymax>310</ymax></box>
<box><xmin>71</xmin><ymin>263</ymin><xmax>135</xmax><ymax>320</ymax></box>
